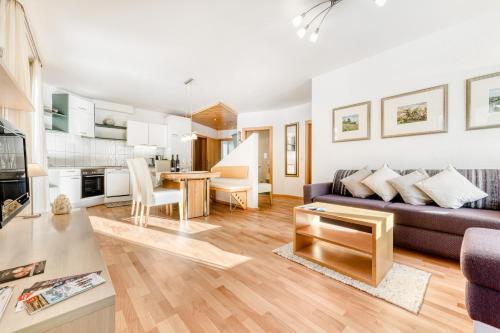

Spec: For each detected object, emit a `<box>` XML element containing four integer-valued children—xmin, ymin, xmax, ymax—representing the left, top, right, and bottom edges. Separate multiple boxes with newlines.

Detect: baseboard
<box><xmin>272</xmin><ymin>194</ymin><xmax>303</xmax><ymax>200</ymax></box>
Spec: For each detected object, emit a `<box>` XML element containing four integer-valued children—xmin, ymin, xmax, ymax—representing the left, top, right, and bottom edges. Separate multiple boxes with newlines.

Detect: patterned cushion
<box><xmin>332</xmin><ymin>169</ymin><xmax>500</xmax><ymax>210</ymax></box>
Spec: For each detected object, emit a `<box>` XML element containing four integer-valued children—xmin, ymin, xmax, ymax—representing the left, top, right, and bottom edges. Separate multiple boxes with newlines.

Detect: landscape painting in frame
<box><xmin>332</xmin><ymin>101</ymin><xmax>370</xmax><ymax>143</ymax></box>
<box><xmin>381</xmin><ymin>85</ymin><xmax>448</xmax><ymax>138</ymax></box>
<box><xmin>467</xmin><ymin>72</ymin><xmax>500</xmax><ymax>130</ymax></box>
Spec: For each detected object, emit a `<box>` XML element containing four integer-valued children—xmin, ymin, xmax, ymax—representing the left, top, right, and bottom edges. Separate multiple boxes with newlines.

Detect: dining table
<box><xmin>157</xmin><ymin>171</ymin><xmax>221</xmax><ymax>220</ymax></box>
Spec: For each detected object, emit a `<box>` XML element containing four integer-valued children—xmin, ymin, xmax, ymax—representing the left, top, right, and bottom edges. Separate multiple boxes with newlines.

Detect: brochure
<box><xmin>23</xmin><ymin>273</ymin><xmax>105</xmax><ymax>315</ymax></box>
<box><xmin>15</xmin><ymin>271</ymin><xmax>101</xmax><ymax>312</ymax></box>
<box><xmin>0</xmin><ymin>286</ymin><xmax>13</xmax><ymax>321</ymax></box>
<box><xmin>0</xmin><ymin>260</ymin><xmax>46</xmax><ymax>284</ymax></box>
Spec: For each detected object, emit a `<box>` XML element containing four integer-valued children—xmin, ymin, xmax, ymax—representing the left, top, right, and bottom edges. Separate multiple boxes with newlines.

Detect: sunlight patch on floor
<box><xmin>143</xmin><ymin>215</ymin><xmax>221</xmax><ymax>234</ymax></box>
<box><xmin>89</xmin><ymin>216</ymin><xmax>250</xmax><ymax>269</ymax></box>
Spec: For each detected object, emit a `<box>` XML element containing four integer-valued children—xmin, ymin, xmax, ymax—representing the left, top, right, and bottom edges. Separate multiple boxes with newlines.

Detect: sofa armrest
<box><xmin>303</xmin><ymin>183</ymin><xmax>333</xmax><ymax>204</ymax></box>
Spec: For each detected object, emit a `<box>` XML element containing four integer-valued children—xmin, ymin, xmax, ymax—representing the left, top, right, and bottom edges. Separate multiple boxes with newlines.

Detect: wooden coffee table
<box><xmin>293</xmin><ymin>202</ymin><xmax>394</xmax><ymax>287</ymax></box>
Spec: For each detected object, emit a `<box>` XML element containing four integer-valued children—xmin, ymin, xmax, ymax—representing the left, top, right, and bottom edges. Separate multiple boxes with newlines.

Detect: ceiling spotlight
<box><xmin>373</xmin><ymin>0</ymin><xmax>387</xmax><ymax>7</ymax></box>
<box><xmin>297</xmin><ymin>25</ymin><xmax>308</xmax><ymax>39</ymax></box>
<box><xmin>292</xmin><ymin>14</ymin><xmax>304</xmax><ymax>27</ymax></box>
<box><xmin>309</xmin><ymin>28</ymin><xmax>320</xmax><ymax>43</ymax></box>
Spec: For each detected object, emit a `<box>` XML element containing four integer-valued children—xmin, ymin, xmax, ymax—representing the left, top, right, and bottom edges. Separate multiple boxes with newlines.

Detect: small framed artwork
<box><xmin>466</xmin><ymin>72</ymin><xmax>500</xmax><ymax>130</ymax></box>
<box><xmin>381</xmin><ymin>85</ymin><xmax>448</xmax><ymax>138</ymax></box>
<box><xmin>332</xmin><ymin>101</ymin><xmax>371</xmax><ymax>143</ymax></box>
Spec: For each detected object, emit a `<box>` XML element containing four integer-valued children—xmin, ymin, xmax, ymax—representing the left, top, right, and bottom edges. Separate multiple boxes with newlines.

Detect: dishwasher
<box><xmin>104</xmin><ymin>168</ymin><xmax>131</xmax><ymax>203</ymax></box>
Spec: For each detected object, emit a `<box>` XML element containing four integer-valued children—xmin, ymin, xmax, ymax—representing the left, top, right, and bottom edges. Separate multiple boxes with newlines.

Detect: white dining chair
<box><xmin>126</xmin><ymin>159</ymin><xmax>142</xmax><ymax>225</ymax></box>
<box><xmin>132</xmin><ymin>158</ymin><xmax>182</xmax><ymax>227</ymax></box>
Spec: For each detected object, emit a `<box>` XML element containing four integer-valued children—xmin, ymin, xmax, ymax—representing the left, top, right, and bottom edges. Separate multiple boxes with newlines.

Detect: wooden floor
<box><xmin>87</xmin><ymin>197</ymin><xmax>472</xmax><ymax>333</ymax></box>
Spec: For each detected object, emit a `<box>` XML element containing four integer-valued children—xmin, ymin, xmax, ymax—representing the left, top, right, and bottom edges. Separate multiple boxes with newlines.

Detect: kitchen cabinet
<box><xmin>49</xmin><ymin>169</ymin><xmax>82</xmax><ymax>204</ymax></box>
<box><xmin>126</xmin><ymin>120</ymin><xmax>167</xmax><ymax>147</ymax></box>
<box><xmin>52</xmin><ymin>93</ymin><xmax>95</xmax><ymax>137</ymax></box>
<box><xmin>126</xmin><ymin>120</ymin><xmax>148</xmax><ymax>146</ymax></box>
<box><xmin>148</xmin><ymin>123</ymin><xmax>167</xmax><ymax>147</ymax></box>
<box><xmin>105</xmin><ymin>168</ymin><xmax>130</xmax><ymax>198</ymax></box>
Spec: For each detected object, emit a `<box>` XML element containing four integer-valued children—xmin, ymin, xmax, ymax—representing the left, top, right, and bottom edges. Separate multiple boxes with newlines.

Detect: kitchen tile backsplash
<box><xmin>46</xmin><ymin>131</ymin><xmax>164</xmax><ymax>167</ymax></box>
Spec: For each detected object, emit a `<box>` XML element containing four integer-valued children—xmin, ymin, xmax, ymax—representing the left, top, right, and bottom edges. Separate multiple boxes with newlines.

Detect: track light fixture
<box><xmin>293</xmin><ymin>0</ymin><xmax>386</xmax><ymax>43</ymax></box>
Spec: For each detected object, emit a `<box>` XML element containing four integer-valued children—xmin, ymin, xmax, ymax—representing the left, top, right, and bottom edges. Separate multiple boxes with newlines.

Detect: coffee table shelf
<box><xmin>296</xmin><ymin>222</ymin><xmax>372</xmax><ymax>254</ymax></box>
<box><xmin>293</xmin><ymin>203</ymin><xmax>394</xmax><ymax>287</ymax></box>
<box><xmin>295</xmin><ymin>240</ymin><xmax>373</xmax><ymax>283</ymax></box>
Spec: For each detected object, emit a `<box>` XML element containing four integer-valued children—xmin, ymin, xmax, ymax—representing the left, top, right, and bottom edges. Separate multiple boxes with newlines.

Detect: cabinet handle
<box><xmin>78</xmin><ymin>106</ymin><xmax>86</xmax><ymax>110</ymax></box>
<box><xmin>71</xmin><ymin>177</ymin><xmax>81</xmax><ymax>180</ymax></box>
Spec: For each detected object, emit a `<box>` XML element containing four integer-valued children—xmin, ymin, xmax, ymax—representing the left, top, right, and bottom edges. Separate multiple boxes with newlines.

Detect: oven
<box><xmin>81</xmin><ymin>168</ymin><xmax>105</xmax><ymax>198</ymax></box>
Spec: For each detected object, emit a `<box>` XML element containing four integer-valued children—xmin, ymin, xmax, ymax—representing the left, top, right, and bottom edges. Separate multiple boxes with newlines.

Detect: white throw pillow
<box><xmin>415</xmin><ymin>165</ymin><xmax>488</xmax><ymax>209</ymax></box>
<box><xmin>340</xmin><ymin>167</ymin><xmax>374</xmax><ymax>198</ymax></box>
<box><xmin>361</xmin><ymin>164</ymin><xmax>401</xmax><ymax>202</ymax></box>
<box><xmin>388</xmin><ymin>169</ymin><xmax>433</xmax><ymax>206</ymax></box>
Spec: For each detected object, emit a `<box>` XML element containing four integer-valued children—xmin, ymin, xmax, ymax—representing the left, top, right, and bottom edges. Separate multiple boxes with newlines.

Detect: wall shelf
<box><xmin>0</xmin><ymin>62</ymin><xmax>34</xmax><ymax>112</ymax></box>
<box><xmin>94</xmin><ymin>123</ymin><xmax>127</xmax><ymax>130</ymax></box>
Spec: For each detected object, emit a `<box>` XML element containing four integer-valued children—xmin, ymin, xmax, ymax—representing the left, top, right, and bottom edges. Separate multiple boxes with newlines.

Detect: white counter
<box><xmin>0</xmin><ymin>209</ymin><xmax>115</xmax><ymax>333</ymax></box>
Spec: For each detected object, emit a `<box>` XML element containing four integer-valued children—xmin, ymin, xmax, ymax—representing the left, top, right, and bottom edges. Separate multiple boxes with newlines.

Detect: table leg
<box><xmin>184</xmin><ymin>179</ymin><xmax>189</xmax><ymax>221</ymax></box>
<box><xmin>204</xmin><ymin>178</ymin><xmax>210</xmax><ymax>217</ymax></box>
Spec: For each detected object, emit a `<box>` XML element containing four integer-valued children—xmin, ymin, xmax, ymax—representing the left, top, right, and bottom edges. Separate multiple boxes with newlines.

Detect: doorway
<box><xmin>305</xmin><ymin>120</ymin><xmax>312</xmax><ymax>184</ymax></box>
<box><xmin>242</xmin><ymin>126</ymin><xmax>273</xmax><ymax>191</ymax></box>
<box><xmin>192</xmin><ymin>136</ymin><xmax>221</xmax><ymax>171</ymax></box>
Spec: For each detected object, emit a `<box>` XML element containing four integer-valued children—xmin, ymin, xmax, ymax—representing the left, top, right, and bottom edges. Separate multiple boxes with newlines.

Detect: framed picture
<box><xmin>332</xmin><ymin>101</ymin><xmax>371</xmax><ymax>143</ymax></box>
<box><xmin>466</xmin><ymin>72</ymin><xmax>500</xmax><ymax>130</ymax></box>
<box><xmin>285</xmin><ymin>122</ymin><xmax>299</xmax><ymax>177</ymax></box>
<box><xmin>381</xmin><ymin>85</ymin><xmax>448</xmax><ymax>138</ymax></box>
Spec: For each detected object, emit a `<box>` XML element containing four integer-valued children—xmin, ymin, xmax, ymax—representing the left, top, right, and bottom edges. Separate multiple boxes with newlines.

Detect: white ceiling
<box><xmin>24</xmin><ymin>0</ymin><xmax>500</xmax><ymax>114</ymax></box>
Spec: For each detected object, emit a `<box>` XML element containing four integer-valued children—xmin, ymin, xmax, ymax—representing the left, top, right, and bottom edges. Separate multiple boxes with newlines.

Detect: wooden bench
<box><xmin>210</xmin><ymin>166</ymin><xmax>251</xmax><ymax>210</ymax></box>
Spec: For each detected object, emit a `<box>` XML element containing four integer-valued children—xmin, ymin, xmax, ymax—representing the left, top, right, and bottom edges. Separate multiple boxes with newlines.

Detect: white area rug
<box><xmin>273</xmin><ymin>243</ymin><xmax>431</xmax><ymax>314</ymax></box>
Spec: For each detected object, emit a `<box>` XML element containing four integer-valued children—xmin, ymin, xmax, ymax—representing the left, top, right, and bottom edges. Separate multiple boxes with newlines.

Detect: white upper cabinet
<box><xmin>148</xmin><ymin>123</ymin><xmax>167</xmax><ymax>147</ymax></box>
<box><xmin>52</xmin><ymin>93</ymin><xmax>95</xmax><ymax>137</ymax></box>
<box><xmin>126</xmin><ymin>120</ymin><xmax>148</xmax><ymax>146</ymax></box>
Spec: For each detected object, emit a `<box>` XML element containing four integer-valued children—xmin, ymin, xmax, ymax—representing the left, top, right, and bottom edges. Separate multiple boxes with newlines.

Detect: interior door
<box><xmin>207</xmin><ymin>138</ymin><xmax>221</xmax><ymax>171</ymax></box>
<box><xmin>243</xmin><ymin>129</ymin><xmax>271</xmax><ymax>184</ymax></box>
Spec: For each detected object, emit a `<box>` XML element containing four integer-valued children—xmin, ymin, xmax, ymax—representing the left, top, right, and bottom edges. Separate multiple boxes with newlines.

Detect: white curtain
<box><xmin>0</xmin><ymin>0</ymin><xmax>33</xmax><ymax>142</ymax></box>
<box><xmin>31</xmin><ymin>59</ymin><xmax>48</xmax><ymax>213</ymax></box>
<box><xmin>1</xmin><ymin>1</ymin><xmax>48</xmax><ymax>212</ymax></box>
<box><xmin>3</xmin><ymin>0</ymin><xmax>31</xmax><ymax>95</ymax></box>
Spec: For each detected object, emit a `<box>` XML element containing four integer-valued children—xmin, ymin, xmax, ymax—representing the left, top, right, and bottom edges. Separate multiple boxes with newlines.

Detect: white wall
<box><xmin>238</xmin><ymin>103</ymin><xmax>311</xmax><ymax>197</ymax></box>
<box><xmin>213</xmin><ymin>133</ymin><xmax>259</xmax><ymax>208</ymax></box>
<box><xmin>312</xmin><ymin>11</ymin><xmax>500</xmax><ymax>183</ymax></box>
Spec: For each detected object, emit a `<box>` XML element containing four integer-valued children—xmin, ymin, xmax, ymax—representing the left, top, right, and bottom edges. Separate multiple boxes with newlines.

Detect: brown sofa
<box><xmin>303</xmin><ymin>169</ymin><xmax>500</xmax><ymax>260</ymax></box>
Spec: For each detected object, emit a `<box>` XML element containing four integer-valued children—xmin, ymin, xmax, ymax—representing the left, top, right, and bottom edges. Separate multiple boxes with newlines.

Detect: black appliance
<box><xmin>0</xmin><ymin>118</ymin><xmax>29</xmax><ymax>228</ymax></box>
<box><xmin>81</xmin><ymin>168</ymin><xmax>104</xmax><ymax>198</ymax></box>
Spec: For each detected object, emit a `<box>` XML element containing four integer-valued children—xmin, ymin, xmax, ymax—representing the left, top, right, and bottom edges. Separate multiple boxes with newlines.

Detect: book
<box><xmin>15</xmin><ymin>271</ymin><xmax>102</xmax><ymax>312</ymax></box>
<box><xmin>23</xmin><ymin>273</ymin><xmax>106</xmax><ymax>315</ymax></box>
<box><xmin>0</xmin><ymin>286</ymin><xmax>14</xmax><ymax>322</ymax></box>
<box><xmin>0</xmin><ymin>260</ymin><xmax>46</xmax><ymax>284</ymax></box>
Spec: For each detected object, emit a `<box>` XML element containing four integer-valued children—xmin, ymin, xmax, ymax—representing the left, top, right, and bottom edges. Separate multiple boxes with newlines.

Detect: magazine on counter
<box><xmin>0</xmin><ymin>260</ymin><xmax>46</xmax><ymax>284</ymax></box>
<box><xmin>0</xmin><ymin>286</ymin><xmax>14</xmax><ymax>321</ymax></box>
<box><xmin>15</xmin><ymin>271</ymin><xmax>102</xmax><ymax>312</ymax></box>
<box><xmin>23</xmin><ymin>273</ymin><xmax>106</xmax><ymax>315</ymax></box>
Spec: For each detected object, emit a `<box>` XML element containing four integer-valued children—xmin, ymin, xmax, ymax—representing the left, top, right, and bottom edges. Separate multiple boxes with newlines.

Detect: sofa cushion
<box><xmin>461</xmin><ymin>228</ymin><xmax>500</xmax><ymax>292</ymax></box>
<box><xmin>313</xmin><ymin>194</ymin><xmax>391</xmax><ymax>211</ymax></box>
<box><xmin>340</xmin><ymin>168</ymin><xmax>374</xmax><ymax>198</ymax></box>
<box><xmin>403</xmin><ymin>169</ymin><xmax>500</xmax><ymax>210</ymax></box>
<box><xmin>415</xmin><ymin>165</ymin><xmax>488</xmax><ymax>209</ymax></box>
<box><xmin>333</xmin><ymin>169</ymin><xmax>500</xmax><ymax>210</ymax></box>
<box><xmin>387</xmin><ymin>203</ymin><xmax>500</xmax><ymax>236</ymax></box>
<box><xmin>388</xmin><ymin>169</ymin><xmax>433</xmax><ymax>206</ymax></box>
<box><xmin>361</xmin><ymin>164</ymin><xmax>400</xmax><ymax>202</ymax></box>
